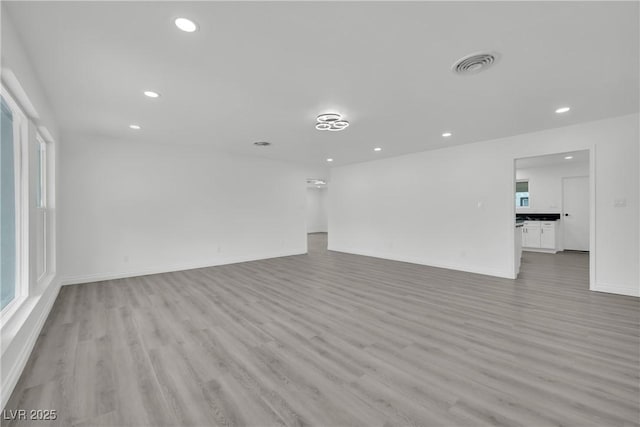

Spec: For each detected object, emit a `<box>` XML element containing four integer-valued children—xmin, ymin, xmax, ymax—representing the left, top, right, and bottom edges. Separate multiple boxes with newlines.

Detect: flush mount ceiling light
<box><xmin>317</xmin><ymin>113</ymin><xmax>341</xmax><ymax>122</ymax></box>
<box><xmin>328</xmin><ymin>121</ymin><xmax>349</xmax><ymax>131</ymax></box>
<box><xmin>442</xmin><ymin>132</ymin><xmax>452</xmax><ymax>137</ymax></box>
<box><xmin>564</xmin><ymin>155</ymin><xmax>574</xmax><ymax>160</ymax></box>
<box><xmin>253</xmin><ymin>141</ymin><xmax>271</xmax><ymax>147</ymax></box>
<box><xmin>175</xmin><ymin>18</ymin><xmax>198</xmax><ymax>33</ymax></box>
<box><xmin>555</xmin><ymin>106</ymin><xmax>571</xmax><ymax>114</ymax></box>
<box><xmin>143</xmin><ymin>90</ymin><xmax>160</xmax><ymax>98</ymax></box>
<box><xmin>326</xmin><ymin>158</ymin><xmax>334</xmax><ymax>162</ymax></box>
<box><xmin>374</xmin><ymin>147</ymin><xmax>382</xmax><ymax>152</ymax></box>
<box><xmin>129</xmin><ymin>124</ymin><xmax>141</xmax><ymax>130</ymax></box>
<box><xmin>316</xmin><ymin>113</ymin><xmax>349</xmax><ymax>131</ymax></box>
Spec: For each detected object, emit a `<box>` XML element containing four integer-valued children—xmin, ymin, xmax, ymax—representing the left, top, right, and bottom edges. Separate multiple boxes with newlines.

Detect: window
<box><xmin>516</xmin><ymin>180</ymin><xmax>529</xmax><ymax>208</ymax></box>
<box><xmin>1</xmin><ymin>96</ymin><xmax>17</xmax><ymax>309</ymax></box>
<box><xmin>1</xmin><ymin>89</ymin><xmax>27</xmax><ymax>313</ymax></box>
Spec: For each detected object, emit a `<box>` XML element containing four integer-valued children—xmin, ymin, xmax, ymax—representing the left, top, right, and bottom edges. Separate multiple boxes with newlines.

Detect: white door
<box><xmin>563</xmin><ymin>176</ymin><xmax>589</xmax><ymax>251</ymax></box>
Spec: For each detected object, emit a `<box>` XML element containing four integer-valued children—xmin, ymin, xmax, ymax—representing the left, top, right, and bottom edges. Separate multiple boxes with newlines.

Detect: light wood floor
<box><xmin>5</xmin><ymin>233</ymin><xmax>640</xmax><ymax>426</ymax></box>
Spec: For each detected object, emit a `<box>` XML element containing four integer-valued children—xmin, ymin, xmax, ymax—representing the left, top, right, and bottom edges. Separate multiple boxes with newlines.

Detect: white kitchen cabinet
<box><xmin>522</xmin><ymin>221</ymin><xmax>558</xmax><ymax>252</ymax></box>
<box><xmin>522</xmin><ymin>222</ymin><xmax>541</xmax><ymax>248</ymax></box>
<box><xmin>540</xmin><ymin>222</ymin><xmax>556</xmax><ymax>249</ymax></box>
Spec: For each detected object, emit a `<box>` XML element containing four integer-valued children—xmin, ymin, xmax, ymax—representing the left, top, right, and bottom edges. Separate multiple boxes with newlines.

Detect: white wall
<box><xmin>329</xmin><ymin>114</ymin><xmax>639</xmax><ymax>297</ymax></box>
<box><xmin>1</xmin><ymin>8</ymin><xmax>61</xmax><ymax>409</ymax></box>
<box><xmin>306</xmin><ymin>187</ymin><xmax>328</xmax><ymax>233</ymax></box>
<box><xmin>59</xmin><ymin>138</ymin><xmax>313</xmax><ymax>283</ymax></box>
<box><xmin>516</xmin><ymin>161</ymin><xmax>589</xmax><ymax>214</ymax></box>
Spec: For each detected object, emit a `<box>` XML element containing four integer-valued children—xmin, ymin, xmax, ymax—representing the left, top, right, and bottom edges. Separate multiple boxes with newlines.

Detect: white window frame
<box><xmin>1</xmin><ymin>86</ymin><xmax>30</xmax><ymax>319</ymax></box>
<box><xmin>35</xmin><ymin>134</ymin><xmax>48</xmax><ymax>282</ymax></box>
<box><xmin>36</xmin><ymin>134</ymin><xmax>46</xmax><ymax>209</ymax></box>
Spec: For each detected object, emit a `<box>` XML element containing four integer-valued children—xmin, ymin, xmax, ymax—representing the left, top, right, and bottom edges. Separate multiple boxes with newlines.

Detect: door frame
<box><xmin>511</xmin><ymin>147</ymin><xmax>595</xmax><ymax>290</ymax></box>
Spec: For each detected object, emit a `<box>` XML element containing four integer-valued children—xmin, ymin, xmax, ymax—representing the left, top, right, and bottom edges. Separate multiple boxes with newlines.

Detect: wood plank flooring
<box><xmin>5</xmin><ymin>233</ymin><xmax>639</xmax><ymax>426</ymax></box>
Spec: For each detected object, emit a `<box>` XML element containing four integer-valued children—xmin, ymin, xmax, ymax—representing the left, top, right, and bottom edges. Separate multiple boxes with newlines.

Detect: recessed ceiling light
<box><xmin>555</xmin><ymin>107</ymin><xmax>571</xmax><ymax>114</ymax></box>
<box><xmin>442</xmin><ymin>132</ymin><xmax>452</xmax><ymax>137</ymax></box>
<box><xmin>326</xmin><ymin>158</ymin><xmax>333</xmax><ymax>162</ymax></box>
<box><xmin>143</xmin><ymin>91</ymin><xmax>160</xmax><ymax>98</ymax></box>
<box><xmin>374</xmin><ymin>147</ymin><xmax>382</xmax><ymax>152</ymax></box>
<box><xmin>253</xmin><ymin>141</ymin><xmax>271</xmax><ymax>147</ymax></box>
<box><xmin>129</xmin><ymin>124</ymin><xmax>141</xmax><ymax>130</ymax></box>
<box><xmin>175</xmin><ymin>18</ymin><xmax>198</xmax><ymax>33</ymax></box>
<box><xmin>564</xmin><ymin>156</ymin><xmax>573</xmax><ymax>160</ymax></box>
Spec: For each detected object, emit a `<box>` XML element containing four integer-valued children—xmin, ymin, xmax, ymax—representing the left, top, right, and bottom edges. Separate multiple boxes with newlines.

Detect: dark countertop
<box><xmin>516</xmin><ymin>213</ymin><xmax>561</xmax><ymax>221</ymax></box>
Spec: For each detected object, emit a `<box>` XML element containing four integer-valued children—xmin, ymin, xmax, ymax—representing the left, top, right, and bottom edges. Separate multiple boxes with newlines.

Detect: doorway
<box><xmin>513</xmin><ymin>150</ymin><xmax>592</xmax><ymax>287</ymax></box>
<box><xmin>563</xmin><ymin>176</ymin><xmax>590</xmax><ymax>251</ymax></box>
<box><xmin>305</xmin><ymin>178</ymin><xmax>328</xmax><ymax>252</ymax></box>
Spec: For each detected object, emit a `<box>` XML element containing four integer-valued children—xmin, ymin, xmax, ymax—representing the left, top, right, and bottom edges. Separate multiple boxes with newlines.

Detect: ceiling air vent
<box><xmin>452</xmin><ymin>52</ymin><xmax>498</xmax><ymax>75</ymax></box>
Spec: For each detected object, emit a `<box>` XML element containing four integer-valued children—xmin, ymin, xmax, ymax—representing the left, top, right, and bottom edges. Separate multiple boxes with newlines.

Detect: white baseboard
<box><xmin>592</xmin><ymin>283</ymin><xmax>639</xmax><ymax>298</ymax></box>
<box><xmin>61</xmin><ymin>250</ymin><xmax>307</xmax><ymax>286</ymax></box>
<box><xmin>522</xmin><ymin>248</ymin><xmax>558</xmax><ymax>254</ymax></box>
<box><xmin>1</xmin><ymin>278</ymin><xmax>61</xmax><ymax>410</ymax></box>
<box><xmin>327</xmin><ymin>246</ymin><xmax>514</xmax><ymax>279</ymax></box>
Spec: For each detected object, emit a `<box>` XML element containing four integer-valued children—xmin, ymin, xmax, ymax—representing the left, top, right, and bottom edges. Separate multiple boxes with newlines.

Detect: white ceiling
<box><xmin>4</xmin><ymin>1</ymin><xmax>638</xmax><ymax>167</ymax></box>
<box><xmin>516</xmin><ymin>150</ymin><xmax>589</xmax><ymax>170</ymax></box>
